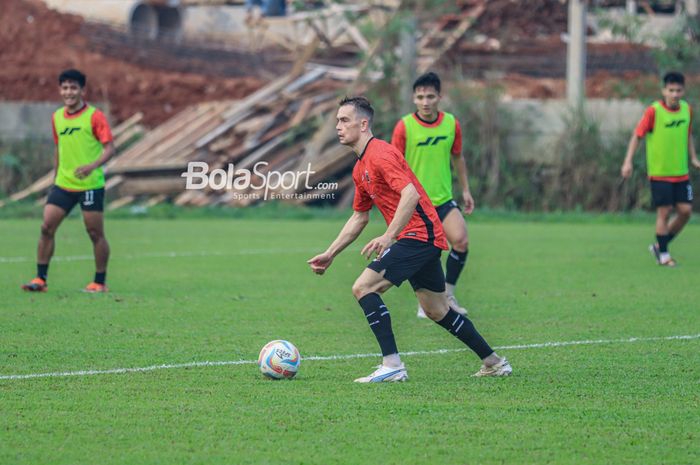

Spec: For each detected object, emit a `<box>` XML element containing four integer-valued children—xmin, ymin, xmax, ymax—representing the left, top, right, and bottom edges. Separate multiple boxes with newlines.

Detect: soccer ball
<box><xmin>258</xmin><ymin>340</ymin><xmax>301</xmax><ymax>379</ymax></box>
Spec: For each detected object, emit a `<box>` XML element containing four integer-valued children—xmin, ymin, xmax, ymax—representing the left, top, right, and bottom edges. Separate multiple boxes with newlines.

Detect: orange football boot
<box><xmin>83</xmin><ymin>282</ymin><xmax>109</xmax><ymax>293</ymax></box>
<box><xmin>21</xmin><ymin>277</ymin><xmax>47</xmax><ymax>292</ymax></box>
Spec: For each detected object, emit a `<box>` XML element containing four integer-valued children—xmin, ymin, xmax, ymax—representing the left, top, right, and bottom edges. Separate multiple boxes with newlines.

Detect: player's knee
<box><xmin>86</xmin><ymin>227</ymin><xmax>103</xmax><ymax>243</ymax></box>
<box><xmin>452</xmin><ymin>235</ymin><xmax>469</xmax><ymax>252</ymax></box>
<box><xmin>677</xmin><ymin>204</ymin><xmax>692</xmax><ymax>218</ymax></box>
<box><xmin>422</xmin><ymin>301</ymin><xmax>449</xmax><ymax>321</ymax></box>
<box><xmin>40</xmin><ymin>223</ymin><xmax>56</xmax><ymax>238</ymax></box>
<box><xmin>657</xmin><ymin>208</ymin><xmax>671</xmax><ymax>220</ymax></box>
<box><xmin>351</xmin><ymin>280</ymin><xmax>367</xmax><ymax>299</ymax></box>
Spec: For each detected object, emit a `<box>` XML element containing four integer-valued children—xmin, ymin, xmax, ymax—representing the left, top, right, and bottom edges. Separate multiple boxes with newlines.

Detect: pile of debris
<box><xmin>11</xmin><ymin>65</ymin><xmax>360</xmax><ymax>209</ymax></box>
<box><xmin>107</xmin><ymin>66</ymin><xmax>355</xmax><ymax>208</ymax></box>
<box><xmin>0</xmin><ymin>0</ymin><xmax>263</xmax><ymax>126</ymax></box>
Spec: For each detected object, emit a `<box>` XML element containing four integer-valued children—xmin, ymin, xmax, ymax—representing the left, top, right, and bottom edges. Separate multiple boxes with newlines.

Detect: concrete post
<box><xmin>566</xmin><ymin>0</ymin><xmax>587</xmax><ymax>109</ymax></box>
<box><xmin>686</xmin><ymin>0</ymin><xmax>699</xmax><ymax>16</ymax></box>
<box><xmin>399</xmin><ymin>13</ymin><xmax>417</xmax><ymax>115</ymax></box>
<box><xmin>626</xmin><ymin>0</ymin><xmax>637</xmax><ymax>15</ymax></box>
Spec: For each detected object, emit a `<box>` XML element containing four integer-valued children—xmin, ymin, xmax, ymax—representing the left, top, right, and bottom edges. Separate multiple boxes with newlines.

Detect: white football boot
<box><xmin>473</xmin><ymin>357</ymin><xmax>513</xmax><ymax>377</ymax></box>
<box><xmin>447</xmin><ymin>294</ymin><xmax>468</xmax><ymax>316</ymax></box>
<box><xmin>354</xmin><ymin>364</ymin><xmax>408</xmax><ymax>383</ymax></box>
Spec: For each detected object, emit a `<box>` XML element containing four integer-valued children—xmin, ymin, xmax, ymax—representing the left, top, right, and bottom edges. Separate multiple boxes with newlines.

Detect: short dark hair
<box><xmin>58</xmin><ymin>69</ymin><xmax>86</xmax><ymax>88</ymax></box>
<box><xmin>339</xmin><ymin>96</ymin><xmax>374</xmax><ymax>125</ymax></box>
<box><xmin>413</xmin><ymin>72</ymin><xmax>441</xmax><ymax>93</ymax></box>
<box><xmin>663</xmin><ymin>71</ymin><xmax>685</xmax><ymax>87</ymax></box>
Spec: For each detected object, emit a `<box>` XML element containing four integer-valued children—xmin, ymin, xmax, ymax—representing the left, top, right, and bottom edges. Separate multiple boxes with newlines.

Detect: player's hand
<box><xmin>75</xmin><ymin>163</ymin><xmax>96</xmax><ymax>179</ymax></box>
<box><xmin>692</xmin><ymin>158</ymin><xmax>700</xmax><ymax>170</ymax></box>
<box><xmin>621</xmin><ymin>161</ymin><xmax>633</xmax><ymax>179</ymax></box>
<box><xmin>307</xmin><ymin>252</ymin><xmax>334</xmax><ymax>275</ymax></box>
<box><xmin>361</xmin><ymin>234</ymin><xmax>394</xmax><ymax>260</ymax></box>
<box><xmin>462</xmin><ymin>190</ymin><xmax>475</xmax><ymax>215</ymax></box>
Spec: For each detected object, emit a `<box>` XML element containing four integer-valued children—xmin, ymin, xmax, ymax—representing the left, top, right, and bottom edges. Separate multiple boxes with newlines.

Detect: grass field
<box><xmin>1</xmin><ymin>215</ymin><xmax>698</xmax><ymax>465</ymax></box>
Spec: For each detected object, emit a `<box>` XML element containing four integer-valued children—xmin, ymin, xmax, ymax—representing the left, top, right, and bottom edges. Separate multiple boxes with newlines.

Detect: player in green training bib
<box><xmin>621</xmin><ymin>71</ymin><xmax>699</xmax><ymax>267</ymax></box>
<box><xmin>391</xmin><ymin>72</ymin><xmax>474</xmax><ymax>317</ymax></box>
<box><xmin>22</xmin><ymin>69</ymin><xmax>116</xmax><ymax>293</ymax></box>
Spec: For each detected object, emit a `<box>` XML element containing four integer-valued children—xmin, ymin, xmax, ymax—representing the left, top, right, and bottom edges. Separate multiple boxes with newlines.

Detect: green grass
<box><xmin>0</xmin><ymin>217</ymin><xmax>698</xmax><ymax>465</ymax></box>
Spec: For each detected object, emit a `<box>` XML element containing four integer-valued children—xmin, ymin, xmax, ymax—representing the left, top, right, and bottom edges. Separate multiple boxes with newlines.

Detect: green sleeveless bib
<box><xmin>646</xmin><ymin>100</ymin><xmax>690</xmax><ymax>177</ymax></box>
<box><xmin>53</xmin><ymin>105</ymin><xmax>105</xmax><ymax>190</ymax></box>
<box><xmin>402</xmin><ymin>112</ymin><xmax>456</xmax><ymax>206</ymax></box>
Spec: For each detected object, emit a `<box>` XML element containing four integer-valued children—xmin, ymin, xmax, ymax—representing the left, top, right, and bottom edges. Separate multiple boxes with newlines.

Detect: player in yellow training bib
<box><xmin>22</xmin><ymin>69</ymin><xmax>116</xmax><ymax>293</ymax></box>
<box><xmin>621</xmin><ymin>71</ymin><xmax>700</xmax><ymax>267</ymax></box>
<box><xmin>391</xmin><ymin>72</ymin><xmax>473</xmax><ymax>317</ymax></box>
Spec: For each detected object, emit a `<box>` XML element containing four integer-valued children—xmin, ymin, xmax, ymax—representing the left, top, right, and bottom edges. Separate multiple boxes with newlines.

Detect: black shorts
<box><xmin>47</xmin><ymin>185</ymin><xmax>105</xmax><ymax>213</ymax></box>
<box><xmin>367</xmin><ymin>239</ymin><xmax>446</xmax><ymax>292</ymax></box>
<box><xmin>650</xmin><ymin>180</ymin><xmax>693</xmax><ymax>207</ymax></box>
<box><xmin>434</xmin><ymin>200</ymin><xmax>459</xmax><ymax>222</ymax></box>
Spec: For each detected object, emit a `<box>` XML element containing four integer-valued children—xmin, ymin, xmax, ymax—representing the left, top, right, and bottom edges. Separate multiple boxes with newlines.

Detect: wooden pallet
<box><xmin>416</xmin><ymin>1</ymin><xmax>486</xmax><ymax>73</ymax></box>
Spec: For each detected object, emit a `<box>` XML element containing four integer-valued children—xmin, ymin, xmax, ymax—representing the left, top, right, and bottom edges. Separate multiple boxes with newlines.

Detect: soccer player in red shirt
<box><xmin>392</xmin><ymin>72</ymin><xmax>472</xmax><ymax>317</ymax></box>
<box><xmin>307</xmin><ymin>97</ymin><xmax>512</xmax><ymax>382</ymax></box>
<box><xmin>621</xmin><ymin>72</ymin><xmax>699</xmax><ymax>266</ymax></box>
<box><xmin>21</xmin><ymin>69</ymin><xmax>115</xmax><ymax>293</ymax></box>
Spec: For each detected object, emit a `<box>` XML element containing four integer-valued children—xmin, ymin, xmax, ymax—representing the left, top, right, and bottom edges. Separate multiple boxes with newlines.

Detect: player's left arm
<box><xmin>450</xmin><ymin>119</ymin><xmax>474</xmax><ymax>214</ymax></box>
<box><xmin>75</xmin><ymin>110</ymin><xmax>117</xmax><ymax>179</ymax></box>
<box><xmin>75</xmin><ymin>141</ymin><xmax>115</xmax><ymax>179</ymax></box>
<box><xmin>452</xmin><ymin>154</ymin><xmax>474</xmax><ymax>215</ymax></box>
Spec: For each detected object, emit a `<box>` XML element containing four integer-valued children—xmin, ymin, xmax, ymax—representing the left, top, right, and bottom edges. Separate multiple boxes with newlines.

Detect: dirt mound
<box><xmin>0</xmin><ymin>0</ymin><xmax>262</xmax><ymax>126</ymax></box>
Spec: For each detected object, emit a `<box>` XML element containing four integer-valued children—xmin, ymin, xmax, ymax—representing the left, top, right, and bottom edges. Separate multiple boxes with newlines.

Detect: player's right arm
<box><xmin>622</xmin><ymin>106</ymin><xmax>654</xmax><ymax>178</ymax></box>
<box><xmin>307</xmin><ymin>210</ymin><xmax>370</xmax><ymax>275</ymax></box>
<box><xmin>621</xmin><ymin>133</ymin><xmax>641</xmax><ymax>178</ymax></box>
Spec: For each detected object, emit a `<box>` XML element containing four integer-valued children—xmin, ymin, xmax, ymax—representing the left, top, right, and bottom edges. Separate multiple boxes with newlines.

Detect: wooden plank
<box><xmin>338</xmin><ymin>18</ymin><xmax>370</xmax><ymax>51</ymax></box>
<box><xmin>107</xmin><ymin>163</ymin><xmax>189</xmax><ymax>175</ymax></box>
<box><xmin>112</xmin><ymin>102</ymin><xmax>221</xmax><ymax>167</ymax></box>
<box><xmin>119</xmin><ymin>177</ymin><xmax>187</xmax><ymax>196</ymax></box>
<box><xmin>289</xmin><ymin>98</ymin><xmax>314</xmax><ymax>127</ymax></box>
<box><xmin>107</xmin><ymin>196</ymin><xmax>134</xmax><ymax>210</ymax></box>
<box><xmin>194</xmin><ymin>108</ymin><xmax>254</xmax><ymax>149</ymax></box>
<box><xmin>417</xmin><ymin>3</ymin><xmax>486</xmax><ymax>73</ymax></box>
<box><xmin>123</xmin><ymin>107</ymin><xmax>227</xmax><ymax>167</ymax></box>
<box><xmin>145</xmin><ymin>194</ymin><xmax>168</xmax><ymax>207</ymax></box>
<box><xmin>112</xmin><ymin>112</ymin><xmax>144</xmax><ymax>135</ymax></box>
<box><xmin>104</xmin><ymin>175</ymin><xmax>124</xmax><ymax>192</ymax></box>
<box><xmin>8</xmin><ymin>173</ymin><xmax>53</xmax><ymax>202</ymax></box>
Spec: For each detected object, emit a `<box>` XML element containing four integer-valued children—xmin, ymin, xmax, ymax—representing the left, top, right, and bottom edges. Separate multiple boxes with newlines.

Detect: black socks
<box><xmin>437</xmin><ymin>309</ymin><xmax>493</xmax><ymax>359</ymax></box>
<box><xmin>358</xmin><ymin>293</ymin><xmax>398</xmax><ymax>356</ymax></box>
<box><xmin>445</xmin><ymin>249</ymin><xmax>468</xmax><ymax>286</ymax></box>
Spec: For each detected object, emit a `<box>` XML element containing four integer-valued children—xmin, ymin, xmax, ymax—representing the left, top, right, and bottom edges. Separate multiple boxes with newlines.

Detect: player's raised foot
<box><xmin>447</xmin><ymin>294</ymin><xmax>468</xmax><ymax>316</ymax></box>
<box><xmin>474</xmin><ymin>357</ymin><xmax>512</xmax><ymax>377</ymax></box>
<box><xmin>354</xmin><ymin>364</ymin><xmax>408</xmax><ymax>383</ymax></box>
<box><xmin>21</xmin><ymin>277</ymin><xmax>47</xmax><ymax>292</ymax></box>
<box><xmin>416</xmin><ymin>304</ymin><xmax>428</xmax><ymax>319</ymax></box>
<box><xmin>648</xmin><ymin>243</ymin><xmax>661</xmax><ymax>264</ymax></box>
<box><xmin>83</xmin><ymin>282</ymin><xmax>108</xmax><ymax>293</ymax></box>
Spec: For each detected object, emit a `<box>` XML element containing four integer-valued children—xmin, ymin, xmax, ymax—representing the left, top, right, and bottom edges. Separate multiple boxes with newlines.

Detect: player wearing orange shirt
<box><xmin>308</xmin><ymin>97</ymin><xmax>512</xmax><ymax>382</ymax></box>
<box><xmin>392</xmin><ymin>72</ymin><xmax>472</xmax><ymax>317</ymax></box>
<box><xmin>622</xmin><ymin>72</ymin><xmax>699</xmax><ymax>266</ymax></box>
<box><xmin>22</xmin><ymin>69</ymin><xmax>116</xmax><ymax>293</ymax></box>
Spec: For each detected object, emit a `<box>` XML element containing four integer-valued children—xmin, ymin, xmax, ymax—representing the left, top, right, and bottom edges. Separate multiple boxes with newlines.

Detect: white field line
<box><xmin>1</xmin><ymin>333</ymin><xmax>698</xmax><ymax>381</ymax></box>
<box><xmin>0</xmin><ymin>247</ymin><xmax>335</xmax><ymax>264</ymax></box>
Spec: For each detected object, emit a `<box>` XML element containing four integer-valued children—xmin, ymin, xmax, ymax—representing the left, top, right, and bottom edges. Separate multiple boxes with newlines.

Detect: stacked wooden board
<box><xmin>105</xmin><ymin>66</ymin><xmax>354</xmax><ymax>209</ymax></box>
